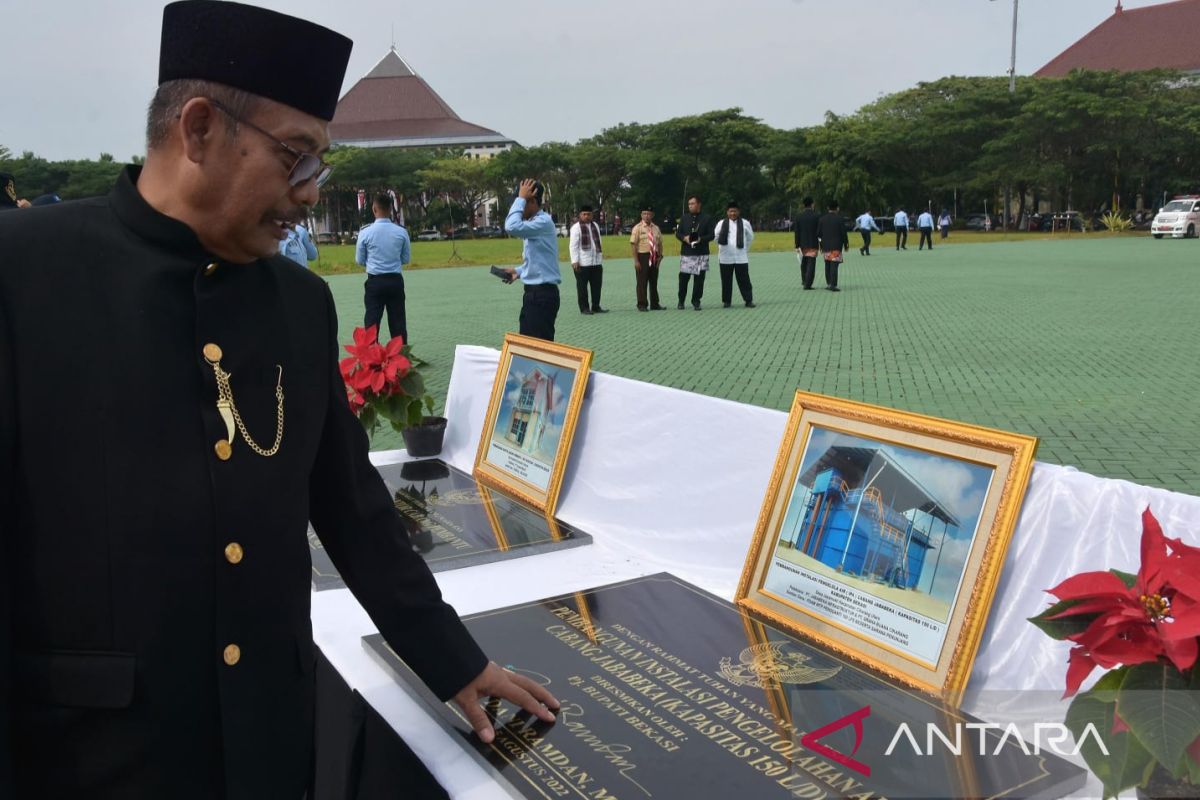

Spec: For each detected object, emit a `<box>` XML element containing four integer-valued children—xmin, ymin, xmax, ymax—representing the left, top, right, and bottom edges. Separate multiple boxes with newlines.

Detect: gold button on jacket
<box><xmin>214</xmin><ymin>439</ymin><xmax>232</xmax><ymax>460</ymax></box>
<box><xmin>224</xmin><ymin>542</ymin><xmax>244</xmax><ymax>564</ymax></box>
<box><xmin>203</xmin><ymin>342</ymin><xmax>223</xmax><ymax>363</ymax></box>
<box><xmin>223</xmin><ymin>644</ymin><xmax>241</xmax><ymax>666</ymax></box>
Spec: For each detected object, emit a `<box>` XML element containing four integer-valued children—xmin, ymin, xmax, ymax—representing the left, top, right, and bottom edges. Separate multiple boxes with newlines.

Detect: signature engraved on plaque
<box><xmin>717</xmin><ymin>642</ymin><xmax>842</xmax><ymax>689</ymax></box>
<box><xmin>558</xmin><ymin>703</ymin><xmax>652</xmax><ymax>796</ymax></box>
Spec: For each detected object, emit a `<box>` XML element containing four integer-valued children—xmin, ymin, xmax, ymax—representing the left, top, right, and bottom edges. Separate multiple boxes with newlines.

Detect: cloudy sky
<box><xmin>1</xmin><ymin>0</ymin><xmax>1158</xmax><ymax>161</ymax></box>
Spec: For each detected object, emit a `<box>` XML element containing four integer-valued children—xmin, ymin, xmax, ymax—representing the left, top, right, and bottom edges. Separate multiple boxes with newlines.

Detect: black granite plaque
<box><xmin>364</xmin><ymin>574</ymin><xmax>1086</xmax><ymax>800</ymax></box>
<box><xmin>310</xmin><ymin>459</ymin><xmax>592</xmax><ymax>590</ymax></box>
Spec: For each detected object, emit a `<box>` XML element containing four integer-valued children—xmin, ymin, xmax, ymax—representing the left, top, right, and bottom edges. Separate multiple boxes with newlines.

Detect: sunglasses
<box><xmin>207</xmin><ymin>99</ymin><xmax>334</xmax><ymax>188</ymax></box>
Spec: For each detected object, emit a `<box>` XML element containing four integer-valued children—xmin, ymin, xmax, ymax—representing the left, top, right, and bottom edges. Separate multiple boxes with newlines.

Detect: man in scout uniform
<box><xmin>629</xmin><ymin>205</ymin><xmax>665</xmax><ymax>311</ymax></box>
<box><xmin>0</xmin><ymin>2</ymin><xmax>556</xmax><ymax>797</ymax></box>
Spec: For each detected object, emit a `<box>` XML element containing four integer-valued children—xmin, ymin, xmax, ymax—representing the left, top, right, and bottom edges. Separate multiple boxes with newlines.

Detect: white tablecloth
<box><xmin>313</xmin><ymin>345</ymin><xmax>1200</xmax><ymax>799</ymax></box>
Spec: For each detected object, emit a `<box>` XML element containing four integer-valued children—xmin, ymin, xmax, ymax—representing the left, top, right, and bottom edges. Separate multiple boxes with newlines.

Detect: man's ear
<box><xmin>178</xmin><ymin>98</ymin><xmax>221</xmax><ymax>165</ymax></box>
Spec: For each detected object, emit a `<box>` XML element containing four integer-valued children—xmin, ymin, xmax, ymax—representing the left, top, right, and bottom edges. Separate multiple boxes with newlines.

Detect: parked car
<box><xmin>963</xmin><ymin>213</ymin><xmax>1000</xmax><ymax>231</ymax></box>
<box><xmin>472</xmin><ymin>225</ymin><xmax>504</xmax><ymax>239</ymax></box>
<box><xmin>415</xmin><ymin>229</ymin><xmax>444</xmax><ymax>241</ymax></box>
<box><xmin>1151</xmin><ymin>196</ymin><xmax>1200</xmax><ymax>239</ymax></box>
<box><xmin>316</xmin><ymin>232</ymin><xmax>338</xmax><ymax>245</ymax></box>
<box><xmin>446</xmin><ymin>226</ymin><xmax>472</xmax><ymax>240</ymax></box>
<box><xmin>1029</xmin><ymin>212</ymin><xmax>1086</xmax><ymax>232</ymax></box>
<box><xmin>555</xmin><ymin>224</ymin><xmax>569</xmax><ymax>238</ymax></box>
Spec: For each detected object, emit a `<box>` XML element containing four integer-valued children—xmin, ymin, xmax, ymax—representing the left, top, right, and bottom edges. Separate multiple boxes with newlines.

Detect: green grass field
<box><xmin>309</xmin><ymin>229</ymin><xmax>1132</xmax><ymax>275</ymax></box>
<box><xmin>324</xmin><ymin>234</ymin><xmax>1200</xmax><ymax>497</ymax></box>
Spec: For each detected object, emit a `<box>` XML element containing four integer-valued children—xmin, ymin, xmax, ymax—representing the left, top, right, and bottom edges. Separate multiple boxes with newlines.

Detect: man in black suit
<box><xmin>817</xmin><ymin>201</ymin><xmax>851</xmax><ymax>292</ymax></box>
<box><xmin>792</xmin><ymin>196</ymin><xmax>821</xmax><ymax>290</ymax></box>
<box><xmin>0</xmin><ymin>3</ymin><xmax>556</xmax><ymax>797</ymax></box>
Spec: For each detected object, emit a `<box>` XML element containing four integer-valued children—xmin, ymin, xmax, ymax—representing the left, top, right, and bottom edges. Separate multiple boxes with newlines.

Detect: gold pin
<box><xmin>214</xmin><ymin>439</ymin><xmax>232</xmax><ymax>461</ymax></box>
<box><xmin>203</xmin><ymin>343</ymin><xmax>223</xmax><ymax>363</ymax></box>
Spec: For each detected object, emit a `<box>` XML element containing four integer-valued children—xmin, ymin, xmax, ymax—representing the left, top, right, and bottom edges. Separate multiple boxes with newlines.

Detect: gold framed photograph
<box><xmin>736</xmin><ymin>391</ymin><xmax>1037</xmax><ymax>700</ymax></box>
<box><xmin>473</xmin><ymin>334</ymin><xmax>592</xmax><ymax>515</ymax></box>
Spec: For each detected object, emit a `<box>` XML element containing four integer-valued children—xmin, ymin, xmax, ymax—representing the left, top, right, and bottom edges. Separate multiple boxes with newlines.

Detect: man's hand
<box><xmin>517</xmin><ymin>179</ymin><xmax>538</xmax><ymax>201</ymax></box>
<box><xmin>16</xmin><ymin>199</ymin><xmax>30</xmax><ymax>209</ymax></box>
<box><xmin>504</xmin><ymin>268</ymin><xmax>517</xmax><ymax>283</ymax></box>
<box><xmin>453</xmin><ymin>661</ymin><xmax>559</xmax><ymax>743</ymax></box>
<box><xmin>571</xmin><ymin>262</ymin><xmax>579</xmax><ymax>273</ymax></box>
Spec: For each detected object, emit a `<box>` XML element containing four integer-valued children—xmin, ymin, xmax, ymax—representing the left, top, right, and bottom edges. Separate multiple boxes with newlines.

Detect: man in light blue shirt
<box><xmin>502</xmin><ymin>179</ymin><xmax>561</xmax><ymax>341</ymax></box>
<box><xmin>917</xmin><ymin>209</ymin><xmax>936</xmax><ymax>250</ymax></box>
<box><xmin>893</xmin><ymin>208</ymin><xmax>909</xmax><ymax>250</ymax></box>
<box><xmin>854</xmin><ymin>209</ymin><xmax>881</xmax><ymax>256</ymax></box>
<box><xmin>356</xmin><ymin>193</ymin><xmax>412</xmax><ymax>342</ymax></box>
<box><xmin>278</xmin><ymin>221</ymin><xmax>318</xmax><ymax>267</ymax></box>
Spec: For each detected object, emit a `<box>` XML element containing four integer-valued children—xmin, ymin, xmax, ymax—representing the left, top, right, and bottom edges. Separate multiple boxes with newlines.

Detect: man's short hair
<box><xmin>687</xmin><ymin>195</ymin><xmax>701</xmax><ymax>204</ymax></box>
<box><xmin>146</xmin><ymin>79</ymin><xmax>261</xmax><ymax>149</ymax></box>
<box><xmin>727</xmin><ymin>202</ymin><xmax>740</xmax><ymax>210</ymax></box>
<box><xmin>803</xmin><ymin>197</ymin><xmax>814</xmax><ymax>207</ymax></box>
<box><xmin>828</xmin><ymin>200</ymin><xmax>840</xmax><ymax>210</ymax></box>
<box><xmin>579</xmin><ymin>204</ymin><xmax>593</xmax><ymax>213</ymax></box>
<box><xmin>374</xmin><ymin>193</ymin><xmax>393</xmax><ymax>212</ymax></box>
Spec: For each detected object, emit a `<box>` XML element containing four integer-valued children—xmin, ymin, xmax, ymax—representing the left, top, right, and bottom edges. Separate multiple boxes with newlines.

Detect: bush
<box><xmin>1100</xmin><ymin>211</ymin><xmax>1133</xmax><ymax>233</ymax></box>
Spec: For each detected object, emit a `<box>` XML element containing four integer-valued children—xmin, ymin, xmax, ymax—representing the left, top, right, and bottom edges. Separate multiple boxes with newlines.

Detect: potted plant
<box><xmin>339</xmin><ymin>324</ymin><xmax>447</xmax><ymax>457</ymax></box>
<box><xmin>1029</xmin><ymin>508</ymin><xmax>1200</xmax><ymax>799</ymax></box>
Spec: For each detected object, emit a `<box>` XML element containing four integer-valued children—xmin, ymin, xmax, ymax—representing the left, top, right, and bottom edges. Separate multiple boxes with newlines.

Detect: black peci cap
<box><xmin>159</xmin><ymin>1</ymin><xmax>353</xmax><ymax>121</ymax></box>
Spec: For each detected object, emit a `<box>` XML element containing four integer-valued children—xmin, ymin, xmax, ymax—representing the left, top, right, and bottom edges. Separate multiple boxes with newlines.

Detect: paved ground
<box><xmin>326</xmin><ymin>236</ymin><xmax>1200</xmax><ymax>496</ymax></box>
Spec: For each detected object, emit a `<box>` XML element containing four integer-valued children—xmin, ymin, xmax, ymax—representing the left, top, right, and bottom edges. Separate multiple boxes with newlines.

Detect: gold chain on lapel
<box><xmin>206</xmin><ymin>355</ymin><xmax>285</xmax><ymax>457</ymax></box>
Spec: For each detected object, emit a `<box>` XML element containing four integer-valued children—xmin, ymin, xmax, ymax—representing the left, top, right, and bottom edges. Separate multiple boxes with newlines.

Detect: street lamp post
<box><xmin>993</xmin><ymin>0</ymin><xmax>1019</xmax><ymax>231</ymax></box>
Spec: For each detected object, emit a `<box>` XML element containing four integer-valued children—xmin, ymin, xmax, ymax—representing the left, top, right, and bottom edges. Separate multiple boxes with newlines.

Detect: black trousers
<box><xmin>677</xmin><ymin>271</ymin><xmax>705</xmax><ymax>307</ymax></box>
<box><xmin>363</xmin><ymin>273</ymin><xmax>407</xmax><ymax>343</ymax></box>
<box><xmin>635</xmin><ymin>253</ymin><xmax>660</xmax><ymax>309</ymax></box>
<box><xmin>919</xmin><ymin>227</ymin><xmax>934</xmax><ymax>249</ymax></box>
<box><xmin>896</xmin><ymin>228</ymin><xmax>907</xmax><ymax>249</ymax></box>
<box><xmin>860</xmin><ymin>231</ymin><xmax>872</xmax><ymax>254</ymax></box>
<box><xmin>574</xmin><ymin>265</ymin><xmax>603</xmax><ymax>311</ymax></box>
<box><xmin>800</xmin><ymin>255</ymin><xmax>817</xmax><ymax>288</ymax></box>
<box><xmin>720</xmin><ymin>262</ymin><xmax>753</xmax><ymax>305</ymax></box>
<box><xmin>519</xmin><ymin>283</ymin><xmax>560</xmax><ymax>341</ymax></box>
<box><xmin>823</xmin><ymin>256</ymin><xmax>840</xmax><ymax>288</ymax></box>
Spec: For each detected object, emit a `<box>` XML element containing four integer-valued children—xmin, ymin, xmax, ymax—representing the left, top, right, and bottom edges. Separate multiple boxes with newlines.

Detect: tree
<box><xmin>417</xmin><ymin>157</ymin><xmax>491</xmax><ymax>227</ymax></box>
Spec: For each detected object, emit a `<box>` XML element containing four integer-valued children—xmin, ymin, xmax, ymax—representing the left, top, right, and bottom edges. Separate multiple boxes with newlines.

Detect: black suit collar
<box><xmin>109</xmin><ymin>165</ymin><xmax>211</xmax><ymax>262</ymax></box>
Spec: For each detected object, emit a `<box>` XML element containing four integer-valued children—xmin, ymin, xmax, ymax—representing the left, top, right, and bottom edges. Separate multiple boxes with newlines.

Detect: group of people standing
<box><xmin>565</xmin><ymin>195</ymin><xmax>758</xmax><ymax>316</ymax></box>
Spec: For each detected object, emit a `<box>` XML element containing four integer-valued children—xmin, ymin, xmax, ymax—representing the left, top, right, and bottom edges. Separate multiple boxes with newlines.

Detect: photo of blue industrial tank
<box><xmin>772</xmin><ymin>427</ymin><xmax>995</xmax><ymax>623</ymax></box>
<box><xmin>792</xmin><ymin>460</ymin><xmax>947</xmax><ymax>591</ymax></box>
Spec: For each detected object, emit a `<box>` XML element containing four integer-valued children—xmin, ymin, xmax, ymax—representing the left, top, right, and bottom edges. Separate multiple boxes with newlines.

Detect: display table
<box><xmin>313</xmin><ymin>345</ymin><xmax>1200</xmax><ymax>799</ymax></box>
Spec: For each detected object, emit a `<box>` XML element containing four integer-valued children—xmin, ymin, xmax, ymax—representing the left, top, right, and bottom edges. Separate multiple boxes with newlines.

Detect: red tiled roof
<box><xmin>1035</xmin><ymin>0</ymin><xmax>1200</xmax><ymax>77</ymax></box>
<box><xmin>329</xmin><ymin>50</ymin><xmax>510</xmax><ymax>144</ymax></box>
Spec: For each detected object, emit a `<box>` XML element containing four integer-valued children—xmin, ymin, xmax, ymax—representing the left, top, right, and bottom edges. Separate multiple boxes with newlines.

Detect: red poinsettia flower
<box><xmin>339</xmin><ymin>325</ymin><xmax>415</xmax><ymax>400</ymax></box>
<box><xmin>1044</xmin><ymin>508</ymin><xmax>1200</xmax><ymax>697</ymax></box>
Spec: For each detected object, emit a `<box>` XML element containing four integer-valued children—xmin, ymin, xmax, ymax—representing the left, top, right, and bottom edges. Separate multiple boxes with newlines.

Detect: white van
<box><xmin>1151</xmin><ymin>196</ymin><xmax>1200</xmax><ymax>239</ymax></box>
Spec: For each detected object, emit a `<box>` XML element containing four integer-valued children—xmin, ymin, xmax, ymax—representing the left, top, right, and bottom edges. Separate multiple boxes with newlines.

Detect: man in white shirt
<box><xmin>893</xmin><ymin>208</ymin><xmax>909</xmax><ymax>250</ymax></box>
<box><xmin>854</xmin><ymin>209</ymin><xmax>881</xmax><ymax>256</ymax></box>
<box><xmin>568</xmin><ymin>205</ymin><xmax>606</xmax><ymax>314</ymax></box>
<box><xmin>917</xmin><ymin>209</ymin><xmax>936</xmax><ymax>250</ymax></box>
<box><xmin>714</xmin><ymin>202</ymin><xmax>755</xmax><ymax>308</ymax></box>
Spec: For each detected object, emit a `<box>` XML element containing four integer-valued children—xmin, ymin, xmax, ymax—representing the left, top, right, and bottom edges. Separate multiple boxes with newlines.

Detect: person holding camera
<box><xmin>502</xmin><ymin>179</ymin><xmax>561</xmax><ymax>340</ymax></box>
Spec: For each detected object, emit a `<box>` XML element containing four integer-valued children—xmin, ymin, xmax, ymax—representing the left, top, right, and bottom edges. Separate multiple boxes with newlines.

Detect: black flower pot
<box><xmin>1137</xmin><ymin>766</ymin><xmax>1200</xmax><ymax>800</ymax></box>
<box><xmin>401</xmin><ymin>416</ymin><xmax>447</xmax><ymax>458</ymax></box>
